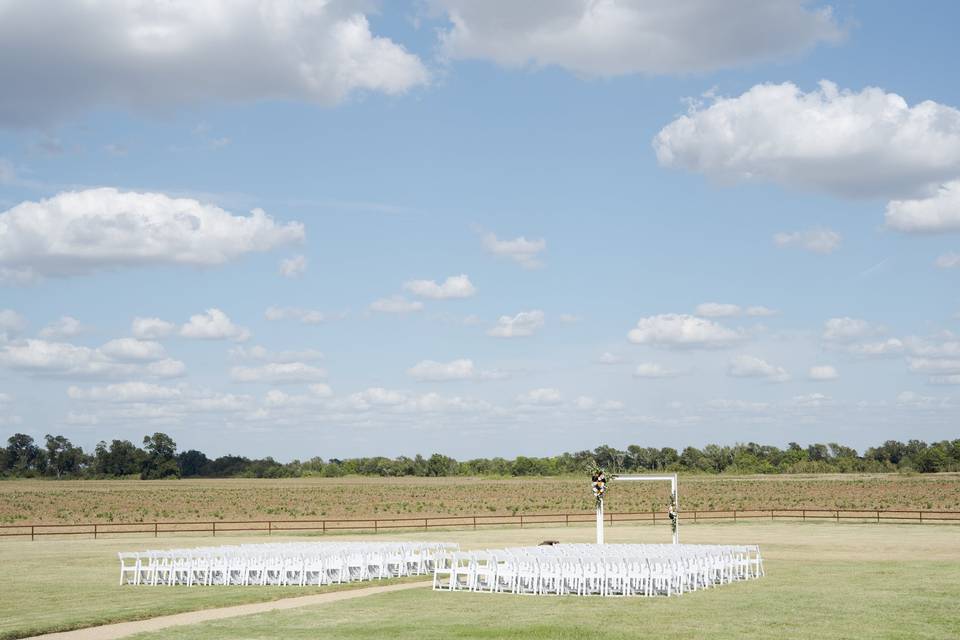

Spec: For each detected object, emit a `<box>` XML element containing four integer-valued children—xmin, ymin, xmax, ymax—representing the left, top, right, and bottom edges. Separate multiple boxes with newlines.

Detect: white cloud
<box><xmin>822</xmin><ymin>317</ymin><xmax>876</xmax><ymax>342</ymax></box>
<box><xmin>633</xmin><ymin>363</ymin><xmax>682</xmax><ymax>379</ymax></box>
<box><xmin>808</xmin><ymin>365</ymin><xmax>839</xmax><ymax>380</ymax></box>
<box><xmin>230</xmin><ymin>362</ymin><xmax>328</xmax><ymax>384</ymax></box>
<box><xmin>0</xmin><ymin>1</ymin><xmax>429</xmax><ymax>127</ymax></box>
<box><xmin>516</xmin><ymin>387</ymin><xmax>562</xmax><ymax>406</ymax></box>
<box><xmin>654</xmin><ymin>81</ymin><xmax>960</xmax><ymax>199</ymax></box>
<box><xmin>598</xmin><ymin>352</ymin><xmax>623</xmax><ymax>365</ymax></box>
<box><xmin>885</xmin><ymin>181</ymin><xmax>960</xmax><ymax>233</ymax></box>
<box><xmin>728</xmin><ymin>355</ymin><xmax>790</xmax><ymax>382</ymax></box>
<box><xmin>180</xmin><ymin>308</ymin><xmax>251</xmax><ymax>342</ymax></box>
<box><xmin>929</xmin><ymin>375</ymin><xmax>960</xmax><ymax>385</ymax></box>
<box><xmin>0</xmin><ymin>188</ymin><xmax>304</xmax><ymax>280</ymax></box>
<box><xmin>746</xmin><ymin>306</ymin><xmax>779</xmax><ymax>317</ymax></box>
<box><xmin>791</xmin><ymin>393</ymin><xmax>832</xmax><ymax>408</ymax></box>
<box><xmin>369</xmin><ymin>296</ymin><xmax>423</xmax><ymax>314</ymax></box>
<box><xmin>559</xmin><ymin>314</ymin><xmax>581</xmax><ymax>324</ymax></box>
<box><xmin>846</xmin><ymin>338</ymin><xmax>904</xmax><ymax>358</ymax></box>
<box><xmin>906</xmin><ymin>357</ymin><xmax>960</xmax><ymax>375</ymax></box>
<box><xmin>481</xmin><ymin>232</ymin><xmax>546</xmax><ymax>269</ymax></box>
<box><xmin>0</xmin><ymin>309</ymin><xmax>26</xmax><ymax>335</ymax></box>
<box><xmin>309</xmin><ymin>383</ymin><xmax>334</xmax><ymax>398</ymax></box>
<box><xmin>408</xmin><ymin>359</ymin><xmax>475</xmax><ymax>382</ymax></box>
<box><xmin>488</xmin><ymin>310</ymin><xmax>545</xmax><ymax>338</ymax></box>
<box><xmin>433</xmin><ymin>0</ymin><xmax>841</xmax><ymax>76</ymax></box>
<box><xmin>695</xmin><ymin>303</ymin><xmax>741</xmax><ymax>317</ymax></box>
<box><xmin>627</xmin><ymin>314</ymin><xmax>741</xmax><ymax>348</ymax></box>
<box><xmin>279</xmin><ymin>255</ymin><xmax>307</xmax><ymax>278</ymax></box>
<box><xmin>937</xmin><ymin>253</ymin><xmax>960</xmax><ymax>269</ymax></box>
<box><xmin>403</xmin><ymin>274</ymin><xmax>476</xmax><ymax>299</ymax></box>
<box><xmin>774</xmin><ymin>228</ymin><xmax>842</xmax><ymax>254</ymax></box>
<box><xmin>68</xmin><ymin>382</ymin><xmax>182</xmax><ymax>403</ymax></box>
<box><xmin>229</xmin><ymin>345</ymin><xmax>323</xmax><ymax>363</ymax></box>
<box><xmin>131</xmin><ymin>317</ymin><xmax>176</xmax><ymax>339</ymax></box>
<box><xmin>264</xmin><ymin>306</ymin><xmax>328</xmax><ymax>324</ymax></box>
<box><xmin>0</xmin><ymin>338</ymin><xmax>183</xmax><ymax>379</ymax></box>
<box><xmin>38</xmin><ymin>316</ymin><xmax>87</xmax><ymax>339</ymax></box>
<box><xmin>100</xmin><ymin>338</ymin><xmax>166</xmax><ymax>361</ymax></box>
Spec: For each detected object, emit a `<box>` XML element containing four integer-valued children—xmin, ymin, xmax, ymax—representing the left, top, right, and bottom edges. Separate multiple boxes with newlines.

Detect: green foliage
<box><xmin>3</xmin><ymin>432</ymin><xmax>960</xmax><ymax>480</ymax></box>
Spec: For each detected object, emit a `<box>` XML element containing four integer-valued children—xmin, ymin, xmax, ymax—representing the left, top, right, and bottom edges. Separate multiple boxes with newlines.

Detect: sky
<box><xmin>1</xmin><ymin>0</ymin><xmax>959</xmax><ymax>460</ymax></box>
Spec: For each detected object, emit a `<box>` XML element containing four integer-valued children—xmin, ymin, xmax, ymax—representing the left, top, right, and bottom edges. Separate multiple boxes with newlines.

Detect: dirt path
<box><xmin>23</xmin><ymin>580</ymin><xmax>432</xmax><ymax>640</ymax></box>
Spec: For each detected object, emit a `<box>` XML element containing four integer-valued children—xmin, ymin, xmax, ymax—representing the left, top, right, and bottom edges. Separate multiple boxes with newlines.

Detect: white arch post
<box><xmin>597</xmin><ymin>473</ymin><xmax>678</xmax><ymax>545</ymax></box>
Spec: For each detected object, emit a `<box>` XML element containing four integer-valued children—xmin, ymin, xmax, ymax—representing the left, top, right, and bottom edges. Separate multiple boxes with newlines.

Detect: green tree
<box><xmin>141</xmin><ymin>432</ymin><xmax>179</xmax><ymax>479</ymax></box>
<box><xmin>44</xmin><ymin>434</ymin><xmax>84</xmax><ymax>478</ymax></box>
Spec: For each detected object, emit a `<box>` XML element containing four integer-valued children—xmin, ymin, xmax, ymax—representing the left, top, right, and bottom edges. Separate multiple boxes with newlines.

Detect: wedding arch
<box><xmin>595</xmin><ymin>473</ymin><xmax>678</xmax><ymax>545</ymax></box>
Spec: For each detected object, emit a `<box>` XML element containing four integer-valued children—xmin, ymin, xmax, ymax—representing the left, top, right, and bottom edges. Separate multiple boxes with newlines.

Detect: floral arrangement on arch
<box><xmin>668</xmin><ymin>491</ymin><xmax>678</xmax><ymax>534</ymax></box>
<box><xmin>591</xmin><ymin>468</ymin><xmax>608</xmax><ymax>508</ymax></box>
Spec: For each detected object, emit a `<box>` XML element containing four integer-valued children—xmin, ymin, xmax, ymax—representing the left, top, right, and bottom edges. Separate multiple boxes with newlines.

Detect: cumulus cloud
<box><xmin>728</xmin><ymin>355</ymin><xmax>790</xmax><ymax>382</ymax></box>
<box><xmin>822</xmin><ymin>317</ymin><xmax>878</xmax><ymax>342</ymax></box>
<box><xmin>408</xmin><ymin>358</ymin><xmax>475</xmax><ymax>382</ymax></box>
<box><xmin>0</xmin><ymin>338</ymin><xmax>184</xmax><ymax>379</ymax></box>
<box><xmin>279</xmin><ymin>255</ymin><xmax>307</xmax><ymax>278</ymax></box>
<box><xmin>230</xmin><ymin>362</ymin><xmax>328</xmax><ymax>384</ymax></box>
<box><xmin>746</xmin><ymin>306</ymin><xmax>779</xmax><ymax>317</ymax></box>
<box><xmin>0</xmin><ymin>0</ymin><xmax>430</xmax><ymax>127</ymax></box>
<box><xmin>481</xmin><ymin>232</ymin><xmax>546</xmax><ymax>269</ymax></box>
<box><xmin>433</xmin><ymin>0</ymin><xmax>841</xmax><ymax>76</ymax></box>
<box><xmin>774</xmin><ymin>228</ymin><xmax>842</xmax><ymax>254</ymax></box>
<box><xmin>68</xmin><ymin>382</ymin><xmax>182</xmax><ymax>403</ymax></box>
<box><xmin>808</xmin><ymin>365</ymin><xmax>839</xmax><ymax>380</ymax></box>
<box><xmin>627</xmin><ymin>314</ymin><xmax>741</xmax><ymax>348</ymax></box>
<box><xmin>407</xmin><ymin>358</ymin><xmax>506</xmax><ymax>382</ymax></box>
<box><xmin>488</xmin><ymin>310</ymin><xmax>545</xmax><ymax>338</ymax></box>
<box><xmin>38</xmin><ymin>316</ymin><xmax>87</xmax><ymax>339</ymax></box>
<box><xmin>264</xmin><ymin>306</ymin><xmax>328</xmax><ymax>324</ymax></box>
<box><xmin>654</xmin><ymin>81</ymin><xmax>960</xmax><ymax>200</ymax></box>
<box><xmin>403</xmin><ymin>274</ymin><xmax>476</xmax><ymax>299</ymax></box>
<box><xmin>937</xmin><ymin>253</ymin><xmax>960</xmax><ymax>269</ymax></box>
<box><xmin>229</xmin><ymin>345</ymin><xmax>323</xmax><ymax>363</ymax></box>
<box><xmin>695</xmin><ymin>303</ymin><xmax>741</xmax><ymax>318</ymax></box>
<box><xmin>598</xmin><ymin>352</ymin><xmax>623</xmax><ymax>365</ymax></box>
<box><xmin>516</xmin><ymin>387</ymin><xmax>562</xmax><ymax>406</ymax></box>
<box><xmin>906</xmin><ymin>357</ymin><xmax>960</xmax><ymax>375</ymax></box>
<box><xmin>100</xmin><ymin>338</ymin><xmax>166</xmax><ymax>361</ymax></box>
<box><xmin>369</xmin><ymin>296</ymin><xmax>423</xmax><ymax>314</ymax></box>
<box><xmin>180</xmin><ymin>308</ymin><xmax>251</xmax><ymax>342</ymax></box>
<box><xmin>0</xmin><ymin>188</ymin><xmax>304</xmax><ymax>281</ymax></box>
<box><xmin>633</xmin><ymin>362</ymin><xmax>683</xmax><ymax>378</ymax></box>
<box><xmin>885</xmin><ymin>181</ymin><xmax>960</xmax><ymax>234</ymax></box>
<box><xmin>845</xmin><ymin>338</ymin><xmax>905</xmax><ymax>358</ymax></box>
<box><xmin>131</xmin><ymin>317</ymin><xmax>176</xmax><ymax>339</ymax></box>
<box><xmin>0</xmin><ymin>309</ymin><xmax>26</xmax><ymax>335</ymax></box>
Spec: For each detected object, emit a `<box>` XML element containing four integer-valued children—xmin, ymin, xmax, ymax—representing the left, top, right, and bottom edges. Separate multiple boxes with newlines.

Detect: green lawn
<box><xmin>2</xmin><ymin>521</ymin><xmax>958</xmax><ymax>640</ymax></box>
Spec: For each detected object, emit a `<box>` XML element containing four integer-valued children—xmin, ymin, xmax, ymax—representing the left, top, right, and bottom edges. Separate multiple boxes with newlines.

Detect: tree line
<box><xmin>2</xmin><ymin>431</ymin><xmax>959</xmax><ymax>479</ymax></box>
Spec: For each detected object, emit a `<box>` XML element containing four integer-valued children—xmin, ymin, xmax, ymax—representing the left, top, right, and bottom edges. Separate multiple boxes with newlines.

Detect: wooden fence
<box><xmin>1</xmin><ymin>508</ymin><xmax>957</xmax><ymax>540</ymax></box>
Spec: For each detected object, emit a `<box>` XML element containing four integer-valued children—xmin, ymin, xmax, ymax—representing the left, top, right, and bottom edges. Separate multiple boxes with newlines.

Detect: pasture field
<box><xmin>1</xmin><ymin>520</ymin><xmax>957</xmax><ymax>640</ymax></box>
<box><xmin>2</xmin><ymin>473</ymin><xmax>959</xmax><ymax>525</ymax></box>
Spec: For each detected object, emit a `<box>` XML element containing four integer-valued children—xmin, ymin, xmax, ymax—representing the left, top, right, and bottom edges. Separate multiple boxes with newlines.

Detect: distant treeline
<box><xmin>2</xmin><ymin>431</ymin><xmax>959</xmax><ymax>480</ymax></box>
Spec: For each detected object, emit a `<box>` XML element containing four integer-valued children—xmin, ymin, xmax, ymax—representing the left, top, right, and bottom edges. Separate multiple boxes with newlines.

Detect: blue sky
<box><xmin>1</xmin><ymin>1</ymin><xmax>958</xmax><ymax>460</ymax></box>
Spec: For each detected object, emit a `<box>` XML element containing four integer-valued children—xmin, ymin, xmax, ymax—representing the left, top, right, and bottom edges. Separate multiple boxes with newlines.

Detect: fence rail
<box><xmin>1</xmin><ymin>508</ymin><xmax>957</xmax><ymax>540</ymax></box>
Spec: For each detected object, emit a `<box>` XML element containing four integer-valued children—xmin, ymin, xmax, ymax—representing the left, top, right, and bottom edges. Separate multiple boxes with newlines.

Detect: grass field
<box><xmin>2</xmin><ymin>473</ymin><xmax>959</xmax><ymax>525</ymax></box>
<box><xmin>1</xmin><ymin>520</ymin><xmax>958</xmax><ymax>639</ymax></box>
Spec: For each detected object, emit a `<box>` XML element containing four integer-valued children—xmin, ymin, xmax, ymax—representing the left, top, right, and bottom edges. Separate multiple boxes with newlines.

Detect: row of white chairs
<box><xmin>433</xmin><ymin>544</ymin><xmax>763</xmax><ymax>597</ymax></box>
<box><xmin>119</xmin><ymin>541</ymin><xmax>458</xmax><ymax>587</ymax></box>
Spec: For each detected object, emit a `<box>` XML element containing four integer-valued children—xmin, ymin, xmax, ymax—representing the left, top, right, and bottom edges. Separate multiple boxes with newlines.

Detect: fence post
<box><xmin>835</xmin><ymin>510</ymin><xmax>839</xmax><ymax>523</ymax></box>
<box><xmin>424</xmin><ymin>518</ymin><xmax>428</xmax><ymax>531</ymax></box>
<box><xmin>473</xmin><ymin>516</ymin><xmax>477</xmax><ymax>530</ymax></box>
<box><xmin>268</xmin><ymin>521</ymin><xmax>272</xmax><ymax>536</ymax></box>
<box><xmin>919</xmin><ymin>511</ymin><xmax>923</xmax><ymax>524</ymax></box>
<box><xmin>733</xmin><ymin>510</ymin><xmax>737</xmax><ymax>523</ymax></box>
<box><xmin>802</xmin><ymin>509</ymin><xmax>805</xmax><ymax>522</ymax></box>
<box><xmin>323</xmin><ymin>520</ymin><xmax>326</xmax><ymax>534</ymax></box>
<box><xmin>520</xmin><ymin>515</ymin><xmax>524</xmax><ymax>529</ymax></box>
<box><xmin>94</xmin><ymin>524</ymin><xmax>97</xmax><ymax>540</ymax></box>
<box><xmin>771</xmin><ymin>509</ymin><xmax>774</xmax><ymax>521</ymax></box>
<box><xmin>694</xmin><ymin>510</ymin><xmax>697</xmax><ymax>524</ymax></box>
<box><xmin>565</xmin><ymin>513</ymin><xmax>569</xmax><ymax>526</ymax></box>
<box><xmin>213</xmin><ymin>522</ymin><xmax>216</xmax><ymax>537</ymax></box>
<box><xmin>653</xmin><ymin>510</ymin><xmax>656</xmax><ymax>525</ymax></box>
<box><xmin>154</xmin><ymin>523</ymin><xmax>158</xmax><ymax>538</ymax></box>
<box><xmin>31</xmin><ymin>525</ymin><xmax>34</xmax><ymax>541</ymax></box>
<box><xmin>877</xmin><ymin>510</ymin><xmax>880</xmax><ymax>524</ymax></box>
